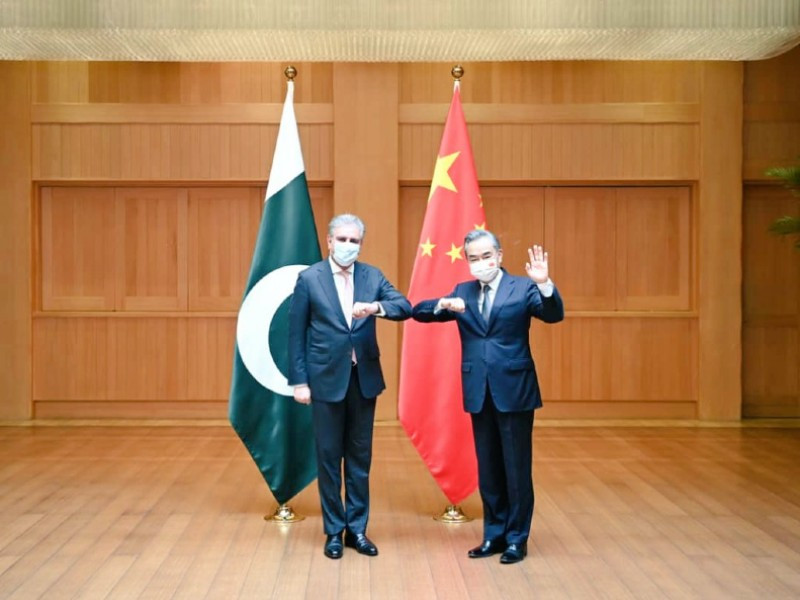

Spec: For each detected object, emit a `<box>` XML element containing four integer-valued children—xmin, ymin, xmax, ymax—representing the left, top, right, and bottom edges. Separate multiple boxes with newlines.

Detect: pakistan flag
<box><xmin>229</xmin><ymin>79</ymin><xmax>320</xmax><ymax>504</ymax></box>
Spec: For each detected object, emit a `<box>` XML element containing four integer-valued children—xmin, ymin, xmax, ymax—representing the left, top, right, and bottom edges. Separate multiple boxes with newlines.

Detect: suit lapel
<box><xmin>487</xmin><ymin>271</ymin><xmax>514</xmax><ymax>327</ymax></box>
<box><xmin>317</xmin><ymin>260</ymin><xmax>349</xmax><ymax>328</ymax></box>
<box><xmin>466</xmin><ymin>280</ymin><xmax>484</xmax><ymax>328</ymax></box>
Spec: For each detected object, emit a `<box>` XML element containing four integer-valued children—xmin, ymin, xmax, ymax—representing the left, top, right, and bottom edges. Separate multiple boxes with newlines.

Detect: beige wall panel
<box><xmin>536</xmin><ymin>317</ymin><xmax>697</xmax><ymax>405</ymax></box>
<box><xmin>698</xmin><ymin>62</ymin><xmax>743</xmax><ymax>420</ymax></box>
<box><xmin>115</xmin><ymin>188</ymin><xmax>188</xmax><ymax>311</ymax></box>
<box><xmin>32</xmin><ymin>123</ymin><xmax>333</xmax><ymax>182</ymax></box>
<box><xmin>188</xmin><ymin>187</ymin><xmax>262</xmax><ymax>311</ymax></box>
<box><xmin>41</xmin><ymin>187</ymin><xmax>117</xmax><ymax>311</ymax></box>
<box><xmin>400</xmin><ymin>123</ymin><xmax>698</xmax><ymax>182</ymax></box>
<box><xmin>743</xmin><ymin>325</ymin><xmax>799</xmax><ymax>418</ymax></box>
<box><xmin>0</xmin><ymin>62</ymin><xmax>32</xmax><ymax>419</ymax></box>
<box><xmin>616</xmin><ymin>187</ymin><xmax>692</xmax><ymax>311</ymax></box>
<box><xmin>399</xmin><ymin>62</ymin><xmax>700</xmax><ymax>104</ymax></box>
<box><xmin>544</xmin><ymin>188</ymin><xmax>617</xmax><ymax>310</ymax></box>
<box><xmin>33</xmin><ymin>317</ymin><xmax>188</xmax><ymax>402</ymax></box>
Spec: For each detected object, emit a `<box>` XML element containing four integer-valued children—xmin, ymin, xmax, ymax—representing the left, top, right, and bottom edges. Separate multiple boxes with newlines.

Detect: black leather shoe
<box><xmin>324</xmin><ymin>533</ymin><xmax>343</xmax><ymax>559</ymax></box>
<box><xmin>500</xmin><ymin>543</ymin><xmax>527</xmax><ymax>564</ymax></box>
<box><xmin>344</xmin><ymin>532</ymin><xmax>378</xmax><ymax>556</ymax></box>
<box><xmin>468</xmin><ymin>539</ymin><xmax>507</xmax><ymax>558</ymax></box>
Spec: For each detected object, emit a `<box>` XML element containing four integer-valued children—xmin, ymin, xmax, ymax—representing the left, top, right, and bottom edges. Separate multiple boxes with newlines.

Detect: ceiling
<box><xmin>1</xmin><ymin>0</ymin><xmax>799</xmax><ymax>62</ymax></box>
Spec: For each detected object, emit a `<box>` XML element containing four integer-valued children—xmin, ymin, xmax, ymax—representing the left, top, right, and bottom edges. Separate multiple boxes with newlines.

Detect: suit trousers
<box><xmin>470</xmin><ymin>386</ymin><xmax>535</xmax><ymax>545</ymax></box>
<box><xmin>311</xmin><ymin>366</ymin><xmax>377</xmax><ymax>535</ymax></box>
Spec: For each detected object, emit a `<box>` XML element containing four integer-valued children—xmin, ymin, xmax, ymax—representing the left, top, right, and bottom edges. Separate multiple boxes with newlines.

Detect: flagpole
<box><xmin>431</xmin><ymin>64</ymin><xmax>473</xmax><ymax>525</ymax></box>
<box><xmin>266</xmin><ymin>502</ymin><xmax>305</xmax><ymax>523</ymax></box>
<box><xmin>261</xmin><ymin>64</ymin><xmax>306</xmax><ymax>525</ymax></box>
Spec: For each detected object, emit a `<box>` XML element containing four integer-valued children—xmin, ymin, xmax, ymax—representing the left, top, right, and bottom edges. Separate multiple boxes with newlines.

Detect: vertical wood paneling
<box><xmin>115</xmin><ymin>188</ymin><xmax>188</xmax><ymax>311</ymax></box>
<box><xmin>742</xmin><ymin>184</ymin><xmax>800</xmax><ymax>417</ymax></box>
<box><xmin>41</xmin><ymin>187</ymin><xmax>117</xmax><ymax>311</ymax></box>
<box><xmin>334</xmin><ymin>63</ymin><xmax>400</xmax><ymax>420</ymax></box>
<box><xmin>616</xmin><ymin>187</ymin><xmax>691</xmax><ymax>311</ymax></box>
<box><xmin>33</xmin><ymin>318</ymin><xmax>187</xmax><ymax>402</ymax></box>
<box><xmin>544</xmin><ymin>188</ymin><xmax>617</xmax><ymax>310</ymax></box>
<box><xmin>0</xmin><ymin>62</ymin><xmax>32</xmax><ymax>419</ymax></box>
<box><xmin>698</xmin><ymin>62</ymin><xmax>743</xmax><ymax>420</ymax></box>
<box><xmin>188</xmin><ymin>187</ymin><xmax>262</xmax><ymax>311</ymax></box>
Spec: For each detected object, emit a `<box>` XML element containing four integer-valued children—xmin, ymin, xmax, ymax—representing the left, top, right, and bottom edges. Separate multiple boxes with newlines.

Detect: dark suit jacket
<box><xmin>412</xmin><ymin>270</ymin><xmax>564</xmax><ymax>413</ymax></box>
<box><xmin>288</xmin><ymin>259</ymin><xmax>411</xmax><ymax>402</ymax></box>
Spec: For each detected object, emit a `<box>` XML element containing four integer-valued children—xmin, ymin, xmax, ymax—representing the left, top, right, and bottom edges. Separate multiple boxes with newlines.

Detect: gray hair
<box><xmin>464</xmin><ymin>229</ymin><xmax>501</xmax><ymax>252</ymax></box>
<box><xmin>328</xmin><ymin>213</ymin><xmax>366</xmax><ymax>238</ymax></box>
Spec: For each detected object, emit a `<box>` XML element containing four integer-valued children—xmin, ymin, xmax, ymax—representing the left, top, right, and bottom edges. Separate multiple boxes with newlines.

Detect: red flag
<box><xmin>399</xmin><ymin>83</ymin><xmax>485</xmax><ymax>504</ymax></box>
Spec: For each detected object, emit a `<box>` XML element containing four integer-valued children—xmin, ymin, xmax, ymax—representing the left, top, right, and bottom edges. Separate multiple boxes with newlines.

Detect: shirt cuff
<box><xmin>433</xmin><ymin>299</ymin><xmax>446</xmax><ymax>314</ymax></box>
<box><xmin>375</xmin><ymin>302</ymin><xmax>386</xmax><ymax>317</ymax></box>
<box><xmin>536</xmin><ymin>279</ymin><xmax>554</xmax><ymax>297</ymax></box>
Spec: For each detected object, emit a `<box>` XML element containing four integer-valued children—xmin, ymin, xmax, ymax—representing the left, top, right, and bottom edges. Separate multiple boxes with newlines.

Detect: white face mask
<box><xmin>469</xmin><ymin>256</ymin><xmax>501</xmax><ymax>283</ymax></box>
<box><xmin>332</xmin><ymin>241</ymin><xmax>360</xmax><ymax>267</ymax></box>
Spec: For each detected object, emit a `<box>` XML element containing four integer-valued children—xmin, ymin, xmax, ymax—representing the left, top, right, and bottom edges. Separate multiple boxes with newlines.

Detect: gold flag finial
<box><xmin>451</xmin><ymin>65</ymin><xmax>464</xmax><ymax>81</ymax></box>
<box><xmin>284</xmin><ymin>66</ymin><xmax>297</xmax><ymax>81</ymax></box>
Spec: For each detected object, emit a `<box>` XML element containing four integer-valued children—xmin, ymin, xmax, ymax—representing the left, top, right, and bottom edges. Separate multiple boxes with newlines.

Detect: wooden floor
<box><xmin>1</xmin><ymin>425</ymin><xmax>800</xmax><ymax>599</ymax></box>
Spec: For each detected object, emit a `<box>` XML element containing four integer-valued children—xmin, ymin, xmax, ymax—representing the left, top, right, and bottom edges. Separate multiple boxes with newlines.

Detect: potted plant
<box><xmin>766</xmin><ymin>161</ymin><xmax>800</xmax><ymax>249</ymax></box>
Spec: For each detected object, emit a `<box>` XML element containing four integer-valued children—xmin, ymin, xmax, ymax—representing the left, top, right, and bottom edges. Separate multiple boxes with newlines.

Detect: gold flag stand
<box><xmin>265</xmin><ymin>503</ymin><xmax>305</xmax><ymax>523</ymax></box>
<box><xmin>434</xmin><ymin>504</ymin><xmax>472</xmax><ymax>523</ymax></box>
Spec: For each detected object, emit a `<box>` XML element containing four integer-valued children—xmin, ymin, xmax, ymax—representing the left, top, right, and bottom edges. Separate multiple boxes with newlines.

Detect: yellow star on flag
<box><xmin>428</xmin><ymin>152</ymin><xmax>460</xmax><ymax>201</ymax></box>
<box><xmin>445</xmin><ymin>243</ymin><xmax>464</xmax><ymax>263</ymax></box>
<box><xmin>419</xmin><ymin>237</ymin><xmax>436</xmax><ymax>257</ymax></box>
<box><xmin>474</xmin><ymin>222</ymin><xmax>486</xmax><ymax>230</ymax></box>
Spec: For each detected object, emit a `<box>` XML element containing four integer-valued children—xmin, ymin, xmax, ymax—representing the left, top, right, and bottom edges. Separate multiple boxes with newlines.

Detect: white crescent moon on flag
<box><xmin>236</xmin><ymin>264</ymin><xmax>308</xmax><ymax>397</ymax></box>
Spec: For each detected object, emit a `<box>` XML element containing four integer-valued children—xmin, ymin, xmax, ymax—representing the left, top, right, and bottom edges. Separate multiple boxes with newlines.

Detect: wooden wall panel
<box><xmin>334</xmin><ymin>64</ymin><xmax>401</xmax><ymax>421</ymax></box>
<box><xmin>41</xmin><ymin>187</ymin><xmax>117</xmax><ymax>311</ymax></box>
<box><xmin>534</xmin><ymin>317</ymin><xmax>697</xmax><ymax>408</ymax></box>
<box><xmin>33</xmin><ymin>123</ymin><xmax>334</xmax><ymax>182</ymax></box>
<box><xmin>399</xmin><ymin>62</ymin><xmax>701</xmax><ymax>104</ymax></box>
<box><xmin>616</xmin><ymin>187</ymin><xmax>691</xmax><ymax>311</ymax></box>
<box><xmin>544</xmin><ymin>188</ymin><xmax>617</xmax><ymax>311</ymax></box>
<box><xmin>35</xmin><ymin>62</ymin><xmax>334</xmax><ymax>104</ymax></box>
<box><xmin>115</xmin><ymin>188</ymin><xmax>188</xmax><ymax>311</ymax></box>
<box><xmin>742</xmin><ymin>185</ymin><xmax>800</xmax><ymax>418</ymax></box>
<box><xmin>743</xmin><ymin>45</ymin><xmax>800</xmax><ymax>181</ymax></box>
<box><xmin>0</xmin><ymin>62</ymin><xmax>32</xmax><ymax>419</ymax></box>
<box><xmin>33</xmin><ymin>318</ymin><xmax>187</xmax><ymax>402</ymax></box>
<box><xmin>698</xmin><ymin>62</ymin><xmax>743</xmax><ymax>420</ymax></box>
<box><xmin>400</xmin><ymin>123</ymin><xmax>699</xmax><ymax>182</ymax></box>
<box><xmin>188</xmin><ymin>187</ymin><xmax>263</xmax><ymax>311</ymax></box>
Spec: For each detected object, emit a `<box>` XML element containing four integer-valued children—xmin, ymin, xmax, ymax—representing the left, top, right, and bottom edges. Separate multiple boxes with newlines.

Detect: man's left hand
<box><xmin>352</xmin><ymin>302</ymin><xmax>379</xmax><ymax>319</ymax></box>
<box><xmin>525</xmin><ymin>245</ymin><xmax>550</xmax><ymax>284</ymax></box>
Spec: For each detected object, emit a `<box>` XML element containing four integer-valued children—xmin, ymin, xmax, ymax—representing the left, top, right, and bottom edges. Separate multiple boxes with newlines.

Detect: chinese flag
<box><xmin>399</xmin><ymin>82</ymin><xmax>485</xmax><ymax>504</ymax></box>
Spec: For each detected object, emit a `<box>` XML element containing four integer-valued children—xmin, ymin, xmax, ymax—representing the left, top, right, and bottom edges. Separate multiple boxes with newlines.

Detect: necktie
<box><xmin>340</xmin><ymin>270</ymin><xmax>353</xmax><ymax>327</ymax></box>
<box><xmin>481</xmin><ymin>284</ymin><xmax>492</xmax><ymax>322</ymax></box>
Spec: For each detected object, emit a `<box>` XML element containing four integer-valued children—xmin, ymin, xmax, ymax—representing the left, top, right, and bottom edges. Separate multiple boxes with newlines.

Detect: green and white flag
<box><xmin>229</xmin><ymin>79</ymin><xmax>319</xmax><ymax>504</ymax></box>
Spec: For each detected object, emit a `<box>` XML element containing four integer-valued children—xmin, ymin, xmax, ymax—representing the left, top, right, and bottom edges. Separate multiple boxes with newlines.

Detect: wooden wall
<box><xmin>1</xmin><ymin>51</ymin><xmax>790</xmax><ymax>421</ymax></box>
<box><xmin>742</xmin><ymin>46</ymin><xmax>800</xmax><ymax>417</ymax></box>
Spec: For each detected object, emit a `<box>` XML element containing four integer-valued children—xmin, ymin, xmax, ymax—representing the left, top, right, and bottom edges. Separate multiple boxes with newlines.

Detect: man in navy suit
<box><xmin>412</xmin><ymin>229</ymin><xmax>564</xmax><ymax>564</ymax></box>
<box><xmin>288</xmin><ymin>213</ymin><xmax>411</xmax><ymax>559</ymax></box>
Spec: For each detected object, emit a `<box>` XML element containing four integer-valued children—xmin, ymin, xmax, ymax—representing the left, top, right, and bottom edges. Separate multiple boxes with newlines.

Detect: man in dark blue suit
<box><xmin>412</xmin><ymin>229</ymin><xmax>564</xmax><ymax>564</ymax></box>
<box><xmin>288</xmin><ymin>213</ymin><xmax>411</xmax><ymax>559</ymax></box>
